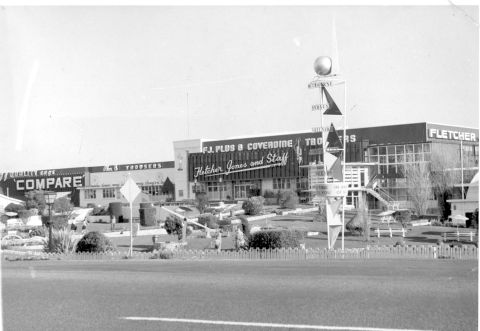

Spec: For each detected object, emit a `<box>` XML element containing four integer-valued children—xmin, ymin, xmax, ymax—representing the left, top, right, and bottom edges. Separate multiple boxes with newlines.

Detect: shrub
<box><xmin>248</xmin><ymin>229</ymin><xmax>304</xmax><ymax>249</ymax></box>
<box><xmin>431</xmin><ymin>220</ymin><xmax>443</xmax><ymax>227</ymax></box>
<box><xmin>53</xmin><ymin>197</ymin><xmax>74</xmax><ymax>215</ymax></box>
<box><xmin>4</xmin><ymin>203</ymin><xmax>26</xmax><ymax>214</ymax></box>
<box><xmin>278</xmin><ymin>190</ymin><xmax>299</xmax><ymax>209</ymax></box>
<box><xmin>195</xmin><ymin>192</ymin><xmax>209</xmax><ymax>214</ymax></box>
<box><xmin>44</xmin><ymin>215</ymin><xmax>69</xmax><ymax>230</ymax></box>
<box><xmin>238</xmin><ymin>215</ymin><xmax>251</xmax><ymax>237</ymax></box>
<box><xmin>44</xmin><ymin>228</ymin><xmax>78</xmax><ymax>253</ymax></box>
<box><xmin>263</xmin><ymin>190</ymin><xmax>275</xmax><ymax>199</ymax></box>
<box><xmin>217</xmin><ymin>219</ymin><xmax>232</xmax><ymax>227</ymax></box>
<box><xmin>18</xmin><ymin>209</ymin><xmax>35</xmax><ymax>220</ymax></box>
<box><xmin>25</xmin><ymin>190</ymin><xmax>47</xmax><ymax>214</ymax></box>
<box><xmin>197</xmin><ymin>213</ymin><xmax>219</xmax><ymax>229</ymax></box>
<box><xmin>472</xmin><ymin>208</ymin><xmax>478</xmax><ymax>229</ymax></box>
<box><xmin>242</xmin><ymin>197</ymin><xmax>265</xmax><ymax>215</ymax></box>
<box><xmin>164</xmin><ymin>216</ymin><xmax>184</xmax><ymax>240</ymax></box>
<box><xmin>29</xmin><ymin>227</ymin><xmax>46</xmax><ymax>237</ymax></box>
<box><xmin>75</xmin><ymin>231</ymin><xmax>115</xmax><ymax>253</ymax></box>
<box><xmin>395</xmin><ymin>210</ymin><xmax>411</xmax><ymax>227</ymax></box>
<box><xmin>151</xmin><ymin>249</ymin><xmax>174</xmax><ymax>259</ymax></box>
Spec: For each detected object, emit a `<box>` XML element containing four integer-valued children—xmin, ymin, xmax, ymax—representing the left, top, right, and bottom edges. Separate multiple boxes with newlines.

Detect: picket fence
<box><xmin>3</xmin><ymin>245</ymin><xmax>477</xmax><ymax>261</ymax></box>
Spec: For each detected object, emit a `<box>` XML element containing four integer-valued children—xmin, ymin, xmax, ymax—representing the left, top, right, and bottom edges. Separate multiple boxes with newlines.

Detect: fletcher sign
<box><xmin>428</xmin><ymin>128</ymin><xmax>477</xmax><ymax>142</ymax></box>
<box><xmin>194</xmin><ymin>152</ymin><xmax>289</xmax><ymax>178</ymax></box>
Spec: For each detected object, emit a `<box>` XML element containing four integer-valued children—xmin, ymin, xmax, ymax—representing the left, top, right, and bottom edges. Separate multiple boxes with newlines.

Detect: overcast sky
<box><xmin>0</xmin><ymin>5</ymin><xmax>478</xmax><ymax>172</ymax></box>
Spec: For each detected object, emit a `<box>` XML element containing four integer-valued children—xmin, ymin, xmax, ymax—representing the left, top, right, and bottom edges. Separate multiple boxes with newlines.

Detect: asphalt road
<box><xmin>2</xmin><ymin>259</ymin><xmax>477</xmax><ymax>331</ymax></box>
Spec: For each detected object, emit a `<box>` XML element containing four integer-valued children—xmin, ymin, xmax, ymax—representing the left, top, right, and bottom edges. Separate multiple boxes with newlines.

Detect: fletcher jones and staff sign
<box><xmin>191</xmin><ymin>149</ymin><xmax>299</xmax><ymax>181</ymax></box>
<box><xmin>194</xmin><ymin>152</ymin><xmax>289</xmax><ymax>178</ymax></box>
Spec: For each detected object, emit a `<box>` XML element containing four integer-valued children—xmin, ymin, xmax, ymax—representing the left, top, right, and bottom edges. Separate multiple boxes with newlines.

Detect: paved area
<box><xmin>2</xmin><ymin>259</ymin><xmax>477</xmax><ymax>331</ymax></box>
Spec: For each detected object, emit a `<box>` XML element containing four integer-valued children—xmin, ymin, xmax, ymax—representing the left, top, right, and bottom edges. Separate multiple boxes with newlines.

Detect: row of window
<box><xmin>84</xmin><ymin>185</ymin><xmax>169</xmax><ymax>200</ymax></box>
<box><xmin>369</xmin><ymin>143</ymin><xmax>431</xmax><ymax>157</ymax></box>
<box><xmin>84</xmin><ymin>188</ymin><xmax>116</xmax><ymax>200</ymax></box>
<box><xmin>141</xmin><ymin>185</ymin><xmax>162</xmax><ymax>196</ymax></box>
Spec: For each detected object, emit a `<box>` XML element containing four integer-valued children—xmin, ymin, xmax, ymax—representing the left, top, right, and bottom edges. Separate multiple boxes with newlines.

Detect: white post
<box><xmin>321</xmin><ymin>86</ymin><xmax>329</xmax><ymax>248</ymax></box>
<box><xmin>342</xmin><ymin>79</ymin><xmax>347</xmax><ymax>251</ymax></box>
<box><xmin>460</xmin><ymin>140</ymin><xmax>464</xmax><ymax>200</ymax></box>
<box><xmin>129</xmin><ymin>201</ymin><xmax>133</xmax><ymax>257</ymax></box>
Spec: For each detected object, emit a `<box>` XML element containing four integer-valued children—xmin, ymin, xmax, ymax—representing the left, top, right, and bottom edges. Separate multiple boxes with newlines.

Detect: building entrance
<box><xmin>233</xmin><ymin>180</ymin><xmax>262</xmax><ymax>200</ymax></box>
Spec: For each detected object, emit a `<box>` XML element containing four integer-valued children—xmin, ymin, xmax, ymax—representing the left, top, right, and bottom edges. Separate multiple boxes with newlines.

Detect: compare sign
<box><xmin>15</xmin><ymin>175</ymin><xmax>83</xmax><ymax>191</ymax></box>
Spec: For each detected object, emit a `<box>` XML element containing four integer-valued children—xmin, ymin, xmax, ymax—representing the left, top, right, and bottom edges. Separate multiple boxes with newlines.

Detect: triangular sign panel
<box><xmin>324</xmin><ymin>151</ymin><xmax>337</xmax><ymax>172</ymax></box>
<box><xmin>325</xmin><ymin>123</ymin><xmax>343</xmax><ymax>152</ymax></box>
<box><xmin>329</xmin><ymin>157</ymin><xmax>343</xmax><ymax>181</ymax></box>
<box><xmin>328</xmin><ymin>225</ymin><xmax>342</xmax><ymax>249</ymax></box>
<box><xmin>321</xmin><ymin>86</ymin><xmax>342</xmax><ymax>115</ymax></box>
<box><xmin>327</xmin><ymin>198</ymin><xmax>343</xmax><ymax>216</ymax></box>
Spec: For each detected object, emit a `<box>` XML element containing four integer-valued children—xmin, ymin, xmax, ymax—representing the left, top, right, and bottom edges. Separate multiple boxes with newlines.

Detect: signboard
<box><xmin>89</xmin><ymin>161</ymin><xmax>175</xmax><ymax>173</ymax></box>
<box><xmin>426</xmin><ymin>123</ymin><xmax>478</xmax><ymax>142</ymax></box>
<box><xmin>0</xmin><ymin>170</ymin><xmax>85</xmax><ymax>207</ymax></box>
<box><xmin>311</xmin><ymin>104</ymin><xmax>329</xmax><ymax>111</ymax></box>
<box><xmin>202</xmin><ymin>131</ymin><xmax>360</xmax><ymax>155</ymax></box>
<box><xmin>194</xmin><ymin>151</ymin><xmax>289</xmax><ymax>178</ymax></box>
<box><xmin>308</xmin><ymin>80</ymin><xmax>333</xmax><ymax>89</ymax></box>
<box><xmin>202</xmin><ymin>132</ymin><xmax>322</xmax><ymax>154</ymax></box>
<box><xmin>189</xmin><ymin>148</ymin><xmax>303</xmax><ymax>181</ymax></box>
<box><xmin>312</xmin><ymin>127</ymin><xmax>330</xmax><ymax>133</ymax></box>
<box><xmin>315</xmin><ymin>183</ymin><xmax>349</xmax><ymax>197</ymax></box>
<box><xmin>120</xmin><ymin>176</ymin><xmax>141</xmax><ymax>203</ymax></box>
<box><xmin>308</xmin><ymin>148</ymin><xmax>323</xmax><ymax>155</ymax></box>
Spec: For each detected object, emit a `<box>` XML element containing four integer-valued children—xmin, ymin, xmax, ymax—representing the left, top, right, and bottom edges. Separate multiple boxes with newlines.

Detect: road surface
<box><xmin>2</xmin><ymin>258</ymin><xmax>477</xmax><ymax>331</ymax></box>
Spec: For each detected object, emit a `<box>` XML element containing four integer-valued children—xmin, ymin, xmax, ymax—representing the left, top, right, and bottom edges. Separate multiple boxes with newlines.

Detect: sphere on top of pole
<box><xmin>313</xmin><ymin>56</ymin><xmax>333</xmax><ymax>76</ymax></box>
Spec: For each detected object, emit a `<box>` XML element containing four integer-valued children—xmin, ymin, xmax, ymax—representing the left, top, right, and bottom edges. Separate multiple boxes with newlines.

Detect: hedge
<box><xmin>248</xmin><ymin>229</ymin><xmax>304</xmax><ymax>249</ymax></box>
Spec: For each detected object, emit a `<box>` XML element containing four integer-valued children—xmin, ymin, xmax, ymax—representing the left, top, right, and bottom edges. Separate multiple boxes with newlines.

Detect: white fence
<box><xmin>3</xmin><ymin>245</ymin><xmax>477</xmax><ymax>261</ymax></box>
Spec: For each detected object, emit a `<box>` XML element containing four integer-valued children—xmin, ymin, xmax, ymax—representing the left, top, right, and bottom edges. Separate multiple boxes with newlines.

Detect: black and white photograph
<box><xmin>0</xmin><ymin>2</ymin><xmax>478</xmax><ymax>331</ymax></box>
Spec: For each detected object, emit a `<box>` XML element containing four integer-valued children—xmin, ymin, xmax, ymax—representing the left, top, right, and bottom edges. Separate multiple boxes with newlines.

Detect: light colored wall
<box><xmin>173</xmin><ymin>139</ymin><xmax>202</xmax><ymax>201</ymax></box>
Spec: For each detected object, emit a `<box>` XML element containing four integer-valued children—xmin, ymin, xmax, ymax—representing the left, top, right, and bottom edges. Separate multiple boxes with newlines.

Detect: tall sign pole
<box><xmin>309</xmin><ymin>56</ymin><xmax>348</xmax><ymax>250</ymax></box>
<box><xmin>342</xmin><ymin>80</ymin><xmax>347</xmax><ymax>251</ymax></box>
<box><xmin>120</xmin><ymin>174</ymin><xmax>141</xmax><ymax>257</ymax></box>
<box><xmin>460</xmin><ymin>140</ymin><xmax>464</xmax><ymax>200</ymax></box>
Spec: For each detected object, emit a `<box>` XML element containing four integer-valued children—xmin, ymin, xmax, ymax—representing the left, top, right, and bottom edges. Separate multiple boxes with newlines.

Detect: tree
<box><xmin>197</xmin><ymin>213</ymin><xmax>219</xmax><ymax>229</ymax></box>
<box><xmin>53</xmin><ymin>197</ymin><xmax>73</xmax><ymax>215</ymax></box>
<box><xmin>242</xmin><ymin>197</ymin><xmax>265</xmax><ymax>215</ymax></box>
<box><xmin>4</xmin><ymin>203</ymin><xmax>26</xmax><ymax>214</ymax></box>
<box><xmin>164</xmin><ymin>216</ymin><xmax>184</xmax><ymax>241</ymax></box>
<box><xmin>403</xmin><ymin>161</ymin><xmax>432</xmax><ymax>216</ymax></box>
<box><xmin>346</xmin><ymin>192</ymin><xmax>370</xmax><ymax>239</ymax></box>
<box><xmin>430</xmin><ymin>146</ymin><xmax>463</xmax><ymax>220</ymax></box>
<box><xmin>278</xmin><ymin>190</ymin><xmax>299</xmax><ymax>209</ymax></box>
<box><xmin>161</xmin><ymin>177</ymin><xmax>175</xmax><ymax>196</ymax></box>
<box><xmin>195</xmin><ymin>192</ymin><xmax>209</xmax><ymax>214</ymax></box>
<box><xmin>25</xmin><ymin>190</ymin><xmax>47</xmax><ymax>213</ymax></box>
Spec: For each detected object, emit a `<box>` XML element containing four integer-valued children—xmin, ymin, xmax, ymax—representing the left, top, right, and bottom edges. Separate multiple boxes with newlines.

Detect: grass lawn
<box><xmin>105</xmin><ymin>213</ymin><xmax>476</xmax><ymax>253</ymax></box>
